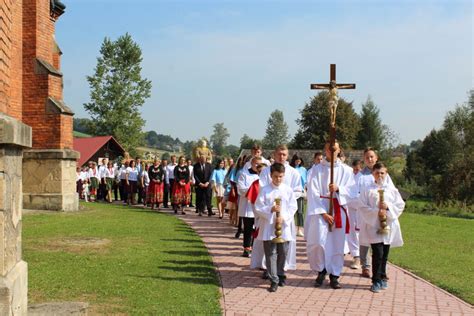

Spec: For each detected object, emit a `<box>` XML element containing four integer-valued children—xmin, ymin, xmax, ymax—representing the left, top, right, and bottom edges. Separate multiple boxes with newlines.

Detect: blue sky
<box><xmin>57</xmin><ymin>0</ymin><xmax>473</xmax><ymax>146</ymax></box>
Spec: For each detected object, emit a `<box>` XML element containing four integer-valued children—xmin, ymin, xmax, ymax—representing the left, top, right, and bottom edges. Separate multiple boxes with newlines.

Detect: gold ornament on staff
<box><xmin>272</xmin><ymin>197</ymin><xmax>285</xmax><ymax>244</ymax></box>
<box><xmin>376</xmin><ymin>186</ymin><xmax>390</xmax><ymax>235</ymax></box>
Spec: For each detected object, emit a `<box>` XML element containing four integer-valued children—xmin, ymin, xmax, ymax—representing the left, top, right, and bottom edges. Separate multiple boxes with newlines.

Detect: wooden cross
<box><xmin>310</xmin><ymin>64</ymin><xmax>356</xmax><ymax>231</ymax></box>
<box><xmin>310</xmin><ymin>64</ymin><xmax>356</xmax><ymax>91</ymax></box>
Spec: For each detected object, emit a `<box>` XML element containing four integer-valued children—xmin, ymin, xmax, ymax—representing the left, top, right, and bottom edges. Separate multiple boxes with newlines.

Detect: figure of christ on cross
<box><xmin>310</xmin><ymin>64</ymin><xmax>356</xmax><ymax>231</ymax></box>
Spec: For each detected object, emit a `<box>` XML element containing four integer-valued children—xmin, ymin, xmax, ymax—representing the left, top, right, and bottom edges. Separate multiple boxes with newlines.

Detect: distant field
<box><xmin>390</xmin><ymin>212</ymin><xmax>474</xmax><ymax>304</ymax></box>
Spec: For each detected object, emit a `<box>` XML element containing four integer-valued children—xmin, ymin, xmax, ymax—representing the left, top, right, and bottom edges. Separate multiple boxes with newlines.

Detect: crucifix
<box><xmin>310</xmin><ymin>64</ymin><xmax>356</xmax><ymax>231</ymax></box>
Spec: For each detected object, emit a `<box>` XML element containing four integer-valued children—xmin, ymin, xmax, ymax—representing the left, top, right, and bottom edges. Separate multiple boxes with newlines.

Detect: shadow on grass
<box><xmin>128</xmin><ymin>274</ymin><xmax>219</xmax><ymax>286</ymax></box>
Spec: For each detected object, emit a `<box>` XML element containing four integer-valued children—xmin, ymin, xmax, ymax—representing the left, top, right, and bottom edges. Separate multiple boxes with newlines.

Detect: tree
<box><xmin>84</xmin><ymin>33</ymin><xmax>152</xmax><ymax>154</ymax></box>
<box><xmin>225</xmin><ymin>145</ymin><xmax>240</xmax><ymax>159</ymax></box>
<box><xmin>292</xmin><ymin>91</ymin><xmax>360</xmax><ymax>149</ymax></box>
<box><xmin>73</xmin><ymin>118</ymin><xmax>94</xmax><ymax>135</ymax></box>
<box><xmin>240</xmin><ymin>134</ymin><xmax>261</xmax><ymax>150</ymax></box>
<box><xmin>262</xmin><ymin>110</ymin><xmax>289</xmax><ymax>149</ymax></box>
<box><xmin>356</xmin><ymin>96</ymin><xmax>384</xmax><ymax>150</ymax></box>
<box><xmin>210</xmin><ymin>123</ymin><xmax>230</xmax><ymax>156</ymax></box>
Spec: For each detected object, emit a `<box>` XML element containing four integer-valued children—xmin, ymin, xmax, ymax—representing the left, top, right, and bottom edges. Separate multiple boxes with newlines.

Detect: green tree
<box><xmin>356</xmin><ymin>96</ymin><xmax>384</xmax><ymax>150</ymax></box>
<box><xmin>240</xmin><ymin>134</ymin><xmax>260</xmax><ymax>150</ymax></box>
<box><xmin>292</xmin><ymin>91</ymin><xmax>360</xmax><ymax>149</ymax></box>
<box><xmin>73</xmin><ymin>118</ymin><xmax>94</xmax><ymax>135</ymax></box>
<box><xmin>84</xmin><ymin>33</ymin><xmax>152</xmax><ymax>154</ymax></box>
<box><xmin>262</xmin><ymin>110</ymin><xmax>289</xmax><ymax>149</ymax></box>
<box><xmin>210</xmin><ymin>123</ymin><xmax>230</xmax><ymax>156</ymax></box>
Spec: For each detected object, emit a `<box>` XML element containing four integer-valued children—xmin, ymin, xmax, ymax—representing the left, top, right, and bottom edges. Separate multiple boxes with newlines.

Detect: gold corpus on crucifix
<box><xmin>310</xmin><ymin>64</ymin><xmax>356</xmax><ymax>231</ymax></box>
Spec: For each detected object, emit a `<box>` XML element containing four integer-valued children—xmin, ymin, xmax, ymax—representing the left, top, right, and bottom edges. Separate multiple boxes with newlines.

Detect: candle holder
<box><xmin>272</xmin><ymin>197</ymin><xmax>286</xmax><ymax>243</ymax></box>
<box><xmin>376</xmin><ymin>188</ymin><xmax>390</xmax><ymax>235</ymax></box>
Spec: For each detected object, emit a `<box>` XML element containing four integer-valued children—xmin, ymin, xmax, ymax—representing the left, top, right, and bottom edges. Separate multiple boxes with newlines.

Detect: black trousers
<box><xmin>163</xmin><ymin>183</ymin><xmax>170</xmax><ymax>207</ymax></box>
<box><xmin>120</xmin><ymin>179</ymin><xmax>128</xmax><ymax>202</ymax></box>
<box><xmin>242</xmin><ymin>217</ymin><xmax>255</xmax><ymax>249</ymax></box>
<box><xmin>371</xmin><ymin>243</ymin><xmax>390</xmax><ymax>283</ymax></box>
<box><xmin>196</xmin><ymin>186</ymin><xmax>212</xmax><ymax>214</ymax></box>
<box><xmin>113</xmin><ymin>181</ymin><xmax>119</xmax><ymax>201</ymax></box>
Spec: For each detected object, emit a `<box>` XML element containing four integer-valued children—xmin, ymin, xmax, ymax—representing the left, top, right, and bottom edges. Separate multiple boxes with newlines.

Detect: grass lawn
<box><xmin>390</xmin><ymin>212</ymin><xmax>474</xmax><ymax>304</ymax></box>
<box><xmin>23</xmin><ymin>202</ymin><xmax>222</xmax><ymax>315</ymax></box>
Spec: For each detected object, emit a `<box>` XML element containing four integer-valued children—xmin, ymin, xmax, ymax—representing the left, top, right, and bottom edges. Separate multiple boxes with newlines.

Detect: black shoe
<box><xmin>198</xmin><ymin>212</ymin><xmax>202</xmax><ymax>216</ymax></box>
<box><xmin>262</xmin><ymin>270</ymin><xmax>269</xmax><ymax>279</ymax></box>
<box><xmin>315</xmin><ymin>269</ymin><xmax>327</xmax><ymax>287</ymax></box>
<box><xmin>268</xmin><ymin>282</ymin><xmax>278</xmax><ymax>292</ymax></box>
<box><xmin>242</xmin><ymin>250</ymin><xmax>251</xmax><ymax>257</ymax></box>
<box><xmin>278</xmin><ymin>275</ymin><xmax>286</xmax><ymax>287</ymax></box>
<box><xmin>189</xmin><ymin>204</ymin><xmax>194</xmax><ymax>207</ymax></box>
<box><xmin>195</xmin><ymin>209</ymin><xmax>199</xmax><ymax>213</ymax></box>
<box><xmin>234</xmin><ymin>230</ymin><xmax>242</xmax><ymax>239</ymax></box>
<box><xmin>329</xmin><ymin>275</ymin><xmax>341</xmax><ymax>289</ymax></box>
<box><xmin>208</xmin><ymin>212</ymin><xmax>212</xmax><ymax>217</ymax></box>
<box><xmin>181</xmin><ymin>210</ymin><xmax>186</xmax><ymax>215</ymax></box>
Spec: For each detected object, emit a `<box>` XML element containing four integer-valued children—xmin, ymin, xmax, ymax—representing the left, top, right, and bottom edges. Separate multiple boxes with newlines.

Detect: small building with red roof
<box><xmin>73</xmin><ymin>135</ymin><xmax>125</xmax><ymax>166</ymax></box>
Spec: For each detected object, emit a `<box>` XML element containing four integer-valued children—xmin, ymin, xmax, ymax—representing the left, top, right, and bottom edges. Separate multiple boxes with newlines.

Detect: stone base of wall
<box><xmin>23</xmin><ymin>149</ymin><xmax>79</xmax><ymax>212</ymax></box>
<box><xmin>0</xmin><ymin>261</ymin><xmax>28</xmax><ymax>316</ymax></box>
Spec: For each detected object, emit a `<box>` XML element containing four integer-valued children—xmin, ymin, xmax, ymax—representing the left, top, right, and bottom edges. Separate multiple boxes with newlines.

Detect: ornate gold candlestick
<box><xmin>272</xmin><ymin>197</ymin><xmax>285</xmax><ymax>243</ymax></box>
<box><xmin>376</xmin><ymin>188</ymin><xmax>390</xmax><ymax>235</ymax></box>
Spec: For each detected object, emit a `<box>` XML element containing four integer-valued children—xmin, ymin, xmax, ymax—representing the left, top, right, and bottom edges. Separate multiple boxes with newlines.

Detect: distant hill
<box><xmin>73</xmin><ymin>131</ymin><xmax>92</xmax><ymax>138</ymax></box>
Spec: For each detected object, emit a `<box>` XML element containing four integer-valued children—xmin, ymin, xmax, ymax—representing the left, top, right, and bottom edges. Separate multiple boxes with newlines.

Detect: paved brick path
<box><xmin>167</xmin><ymin>208</ymin><xmax>473</xmax><ymax>315</ymax></box>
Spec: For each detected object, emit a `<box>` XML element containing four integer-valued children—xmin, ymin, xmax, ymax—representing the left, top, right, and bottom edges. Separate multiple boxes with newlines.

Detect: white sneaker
<box><xmin>350</xmin><ymin>257</ymin><xmax>361</xmax><ymax>269</ymax></box>
<box><xmin>296</xmin><ymin>227</ymin><xmax>304</xmax><ymax>237</ymax></box>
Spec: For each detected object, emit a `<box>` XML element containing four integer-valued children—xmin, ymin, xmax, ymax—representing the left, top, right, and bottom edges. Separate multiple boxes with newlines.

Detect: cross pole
<box><xmin>310</xmin><ymin>64</ymin><xmax>356</xmax><ymax>231</ymax></box>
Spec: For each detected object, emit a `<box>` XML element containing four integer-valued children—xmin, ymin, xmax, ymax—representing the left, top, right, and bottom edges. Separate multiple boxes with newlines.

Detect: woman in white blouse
<box><xmin>126</xmin><ymin>160</ymin><xmax>139</xmax><ymax>205</ymax></box>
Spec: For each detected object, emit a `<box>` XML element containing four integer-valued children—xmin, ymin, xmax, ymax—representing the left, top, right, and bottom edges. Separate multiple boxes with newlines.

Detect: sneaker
<box><xmin>370</xmin><ymin>281</ymin><xmax>382</xmax><ymax>293</ymax></box>
<box><xmin>381</xmin><ymin>279</ymin><xmax>388</xmax><ymax>290</ymax></box>
<box><xmin>329</xmin><ymin>275</ymin><xmax>341</xmax><ymax>289</ymax></box>
<box><xmin>278</xmin><ymin>275</ymin><xmax>287</xmax><ymax>287</ymax></box>
<box><xmin>350</xmin><ymin>257</ymin><xmax>361</xmax><ymax>270</ymax></box>
<box><xmin>315</xmin><ymin>270</ymin><xmax>326</xmax><ymax>287</ymax></box>
<box><xmin>268</xmin><ymin>282</ymin><xmax>278</xmax><ymax>292</ymax></box>
<box><xmin>296</xmin><ymin>228</ymin><xmax>304</xmax><ymax>237</ymax></box>
<box><xmin>361</xmin><ymin>268</ymin><xmax>371</xmax><ymax>278</ymax></box>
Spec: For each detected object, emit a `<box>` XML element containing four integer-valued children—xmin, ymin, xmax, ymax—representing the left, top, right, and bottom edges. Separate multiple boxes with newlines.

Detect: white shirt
<box><xmin>254</xmin><ymin>183</ymin><xmax>297</xmax><ymax>241</ymax></box>
<box><xmin>167</xmin><ymin>163</ymin><xmax>177</xmax><ymax>180</ymax></box>
<box><xmin>237</xmin><ymin>170</ymin><xmax>260</xmax><ymax>218</ymax></box>
<box><xmin>358</xmin><ymin>180</ymin><xmax>405</xmax><ymax>247</ymax></box>
<box><xmin>119</xmin><ymin>166</ymin><xmax>128</xmax><ymax>180</ymax></box>
<box><xmin>98</xmin><ymin>165</ymin><xmax>107</xmax><ymax>179</ymax></box>
<box><xmin>188</xmin><ymin>165</ymin><xmax>195</xmax><ymax>184</ymax></box>
<box><xmin>87</xmin><ymin>168</ymin><xmax>100</xmax><ymax>180</ymax></box>
<box><xmin>126</xmin><ymin>167</ymin><xmax>139</xmax><ymax>181</ymax></box>
<box><xmin>142</xmin><ymin>171</ymin><xmax>150</xmax><ymax>186</ymax></box>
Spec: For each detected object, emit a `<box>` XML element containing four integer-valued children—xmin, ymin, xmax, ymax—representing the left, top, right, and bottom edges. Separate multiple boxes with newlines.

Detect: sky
<box><xmin>57</xmin><ymin>0</ymin><xmax>473</xmax><ymax>146</ymax></box>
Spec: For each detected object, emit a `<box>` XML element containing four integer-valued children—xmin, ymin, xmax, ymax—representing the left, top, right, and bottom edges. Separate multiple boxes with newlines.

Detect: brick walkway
<box><xmin>166</xmin><ymin>208</ymin><xmax>473</xmax><ymax>315</ymax></box>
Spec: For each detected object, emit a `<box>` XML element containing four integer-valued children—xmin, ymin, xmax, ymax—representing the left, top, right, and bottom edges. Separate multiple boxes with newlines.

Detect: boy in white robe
<box><xmin>347</xmin><ymin>159</ymin><xmax>363</xmax><ymax>269</ymax></box>
<box><xmin>237</xmin><ymin>157</ymin><xmax>264</xmax><ymax>257</ymax></box>
<box><xmin>358</xmin><ymin>162</ymin><xmax>404</xmax><ymax>292</ymax></box>
<box><xmin>254</xmin><ymin>144</ymin><xmax>302</xmax><ymax>272</ymax></box>
<box><xmin>255</xmin><ymin>162</ymin><xmax>297</xmax><ymax>292</ymax></box>
<box><xmin>305</xmin><ymin>141</ymin><xmax>358</xmax><ymax>289</ymax></box>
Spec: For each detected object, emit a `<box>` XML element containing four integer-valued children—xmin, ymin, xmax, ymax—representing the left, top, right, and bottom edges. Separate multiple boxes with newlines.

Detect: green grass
<box><xmin>23</xmin><ymin>202</ymin><xmax>222</xmax><ymax>315</ymax></box>
<box><xmin>390</xmin><ymin>212</ymin><xmax>474</xmax><ymax>304</ymax></box>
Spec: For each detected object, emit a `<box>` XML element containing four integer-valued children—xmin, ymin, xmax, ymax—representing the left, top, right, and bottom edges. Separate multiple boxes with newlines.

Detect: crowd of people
<box><xmin>75</xmin><ymin>143</ymin><xmax>405</xmax><ymax>294</ymax></box>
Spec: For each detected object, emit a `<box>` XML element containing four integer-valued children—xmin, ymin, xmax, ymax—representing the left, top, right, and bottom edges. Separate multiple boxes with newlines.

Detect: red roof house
<box><xmin>73</xmin><ymin>136</ymin><xmax>125</xmax><ymax>166</ymax></box>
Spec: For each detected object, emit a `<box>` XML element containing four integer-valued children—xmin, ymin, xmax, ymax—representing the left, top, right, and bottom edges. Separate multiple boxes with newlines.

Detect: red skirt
<box><xmin>228</xmin><ymin>182</ymin><xmax>238</xmax><ymax>203</ymax></box>
<box><xmin>148</xmin><ymin>181</ymin><xmax>164</xmax><ymax>204</ymax></box>
<box><xmin>172</xmin><ymin>180</ymin><xmax>191</xmax><ymax>205</ymax></box>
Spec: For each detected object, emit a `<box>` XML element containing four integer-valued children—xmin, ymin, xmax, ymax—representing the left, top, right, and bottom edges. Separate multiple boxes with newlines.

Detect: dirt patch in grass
<box><xmin>31</xmin><ymin>237</ymin><xmax>112</xmax><ymax>254</ymax></box>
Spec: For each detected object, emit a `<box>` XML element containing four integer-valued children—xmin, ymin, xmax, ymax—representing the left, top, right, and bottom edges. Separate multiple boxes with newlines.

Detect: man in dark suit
<box><xmin>193</xmin><ymin>155</ymin><xmax>214</xmax><ymax>216</ymax></box>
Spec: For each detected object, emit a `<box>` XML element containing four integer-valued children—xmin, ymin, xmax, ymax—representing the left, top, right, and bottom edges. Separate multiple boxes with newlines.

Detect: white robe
<box><xmin>305</xmin><ymin>159</ymin><xmax>358</xmax><ymax>276</ymax></box>
<box><xmin>254</xmin><ymin>183</ymin><xmax>297</xmax><ymax>241</ymax></box>
<box><xmin>251</xmin><ymin>161</ymin><xmax>302</xmax><ymax>270</ymax></box>
<box><xmin>346</xmin><ymin>172</ymin><xmax>363</xmax><ymax>257</ymax></box>
<box><xmin>237</xmin><ymin>171</ymin><xmax>259</xmax><ymax>218</ymax></box>
<box><xmin>357</xmin><ymin>181</ymin><xmax>405</xmax><ymax>247</ymax></box>
<box><xmin>357</xmin><ymin>173</ymin><xmax>396</xmax><ymax>247</ymax></box>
